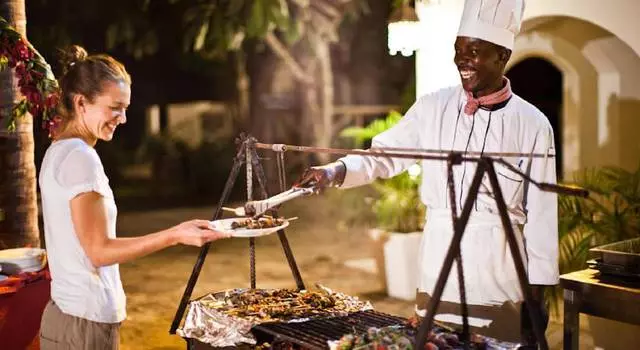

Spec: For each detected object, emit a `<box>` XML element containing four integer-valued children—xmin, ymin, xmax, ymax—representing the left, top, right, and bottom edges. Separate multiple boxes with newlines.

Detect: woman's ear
<box><xmin>71</xmin><ymin>94</ymin><xmax>86</xmax><ymax>116</ymax></box>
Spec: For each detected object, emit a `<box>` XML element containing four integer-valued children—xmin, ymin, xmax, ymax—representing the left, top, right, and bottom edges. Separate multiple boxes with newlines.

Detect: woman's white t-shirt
<box><xmin>39</xmin><ymin>138</ymin><xmax>126</xmax><ymax>323</ymax></box>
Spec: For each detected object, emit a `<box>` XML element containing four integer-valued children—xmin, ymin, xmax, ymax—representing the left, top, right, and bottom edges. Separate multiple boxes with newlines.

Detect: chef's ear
<box><xmin>500</xmin><ymin>48</ymin><xmax>512</xmax><ymax>65</ymax></box>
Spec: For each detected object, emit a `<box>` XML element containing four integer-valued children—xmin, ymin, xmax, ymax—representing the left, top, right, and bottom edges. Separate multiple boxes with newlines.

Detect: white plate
<box><xmin>209</xmin><ymin>218</ymin><xmax>290</xmax><ymax>238</ymax></box>
<box><xmin>0</xmin><ymin>248</ymin><xmax>45</xmax><ymax>263</ymax></box>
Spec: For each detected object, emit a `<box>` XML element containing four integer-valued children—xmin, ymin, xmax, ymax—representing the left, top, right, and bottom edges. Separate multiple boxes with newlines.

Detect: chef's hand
<box><xmin>169</xmin><ymin>219</ymin><xmax>231</xmax><ymax>247</ymax></box>
<box><xmin>294</xmin><ymin>161</ymin><xmax>346</xmax><ymax>192</ymax></box>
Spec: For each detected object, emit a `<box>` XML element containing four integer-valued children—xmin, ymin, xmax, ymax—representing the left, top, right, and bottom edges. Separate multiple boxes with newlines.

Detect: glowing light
<box><xmin>388</xmin><ymin>2</ymin><xmax>420</xmax><ymax>57</ymax></box>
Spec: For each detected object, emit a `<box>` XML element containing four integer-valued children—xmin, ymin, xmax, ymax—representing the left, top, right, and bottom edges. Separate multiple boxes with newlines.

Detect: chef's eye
<box><xmin>471</xmin><ymin>49</ymin><xmax>479</xmax><ymax>56</ymax></box>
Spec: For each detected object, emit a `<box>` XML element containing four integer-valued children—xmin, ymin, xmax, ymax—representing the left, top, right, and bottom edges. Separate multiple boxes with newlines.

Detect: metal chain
<box><xmin>277</xmin><ymin>151</ymin><xmax>286</xmax><ymax>190</ymax></box>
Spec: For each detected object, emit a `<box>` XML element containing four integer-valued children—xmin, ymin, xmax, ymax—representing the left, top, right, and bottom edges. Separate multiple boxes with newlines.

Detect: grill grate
<box><xmin>252</xmin><ymin>310</ymin><xmax>408</xmax><ymax>349</ymax></box>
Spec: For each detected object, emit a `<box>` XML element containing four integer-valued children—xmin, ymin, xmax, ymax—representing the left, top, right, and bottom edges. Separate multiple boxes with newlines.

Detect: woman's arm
<box><xmin>70</xmin><ymin>191</ymin><xmax>226</xmax><ymax>268</ymax></box>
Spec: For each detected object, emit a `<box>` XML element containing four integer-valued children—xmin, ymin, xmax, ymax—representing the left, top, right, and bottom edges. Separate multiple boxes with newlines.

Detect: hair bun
<box><xmin>58</xmin><ymin>45</ymin><xmax>88</xmax><ymax>74</ymax></box>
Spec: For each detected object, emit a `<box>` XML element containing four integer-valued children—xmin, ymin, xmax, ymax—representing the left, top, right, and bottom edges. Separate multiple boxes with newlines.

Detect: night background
<box><xmin>2</xmin><ymin>1</ymin><xmax>639</xmax><ymax>349</ymax></box>
<box><xmin>26</xmin><ymin>0</ymin><xmax>416</xmax><ymax>207</ymax></box>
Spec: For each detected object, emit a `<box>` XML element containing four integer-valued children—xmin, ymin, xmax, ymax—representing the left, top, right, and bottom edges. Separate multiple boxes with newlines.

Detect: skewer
<box><xmin>222</xmin><ymin>207</ymin><xmax>246</xmax><ymax>216</ymax></box>
<box><xmin>222</xmin><ymin>208</ymin><xmax>299</xmax><ymax>224</ymax></box>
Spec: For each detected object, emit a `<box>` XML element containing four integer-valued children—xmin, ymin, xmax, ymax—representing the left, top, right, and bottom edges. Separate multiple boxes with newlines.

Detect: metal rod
<box><xmin>446</xmin><ymin>154</ymin><xmax>470</xmax><ymax>349</ymax></box>
<box><xmin>416</xmin><ymin>161</ymin><xmax>487</xmax><ymax>349</ymax></box>
<box><xmin>249</xmin><ymin>237</ymin><xmax>256</xmax><ymax>289</ymax></box>
<box><xmin>255</xmin><ymin>142</ymin><xmax>555</xmax><ymax>159</ymax></box>
<box><xmin>496</xmin><ymin>159</ymin><xmax>589</xmax><ymax>198</ymax></box>
<box><xmin>169</xmin><ymin>144</ymin><xmax>246</xmax><ymax>334</ymax></box>
<box><xmin>273</xmin><ymin>151</ymin><xmax>306</xmax><ymax>290</ymax></box>
<box><xmin>250</xmin><ymin>140</ymin><xmax>306</xmax><ymax>290</ymax></box>
<box><xmin>246</xmin><ymin>140</ymin><xmax>256</xmax><ymax>290</ymax></box>
<box><xmin>277</xmin><ymin>151</ymin><xmax>287</xmax><ymax>190</ymax></box>
<box><xmin>485</xmin><ymin>160</ymin><xmax>549</xmax><ymax>350</ymax></box>
<box><xmin>249</xmin><ymin>145</ymin><xmax>269</xmax><ymax>199</ymax></box>
<box><xmin>256</xmin><ymin>142</ymin><xmax>586</xmax><ymax>198</ymax></box>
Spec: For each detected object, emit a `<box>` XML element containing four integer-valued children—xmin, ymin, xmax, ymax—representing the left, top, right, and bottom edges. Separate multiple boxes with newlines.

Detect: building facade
<box><xmin>415</xmin><ymin>0</ymin><xmax>640</xmax><ymax>176</ymax></box>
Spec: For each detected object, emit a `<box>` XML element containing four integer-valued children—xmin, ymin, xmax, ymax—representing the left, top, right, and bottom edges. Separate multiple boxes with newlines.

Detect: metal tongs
<box><xmin>224</xmin><ymin>187</ymin><xmax>315</xmax><ymax>218</ymax></box>
<box><xmin>246</xmin><ymin>187</ymin><xmax>315</xmax><ymax>217</ymax></box>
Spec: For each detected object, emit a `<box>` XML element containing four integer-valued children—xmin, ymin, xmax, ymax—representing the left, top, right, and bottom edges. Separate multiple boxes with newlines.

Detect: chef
<box><xmin>296</xmin><ymin>0</ymin><xmax>557</xmax><ymax>345</ymax></box>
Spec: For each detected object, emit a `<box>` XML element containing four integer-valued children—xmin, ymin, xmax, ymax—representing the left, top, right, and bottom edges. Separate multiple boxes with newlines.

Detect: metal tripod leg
<box><xmin>485</xmin><ymin>159</ymin><xmax>549</xmax><ymax>350</ymax></box>
<box><xmin>416</xmin><ymin>161</ymin><xmax>486</xmax><ymax>349</ymax></box>
<box><xmin>169</xmin><ymin>142</ymin><xmax>247</xmax><ymax>334</ymax></box>
<box><xmin>416</xmin><ymin>158</ymin><xmax>549</xmax><ymax>349</ymax></box>
<box><xmin>446</xmin><ymin>154</ymin><xmax>470</xmax><ymax>349</ymax></box>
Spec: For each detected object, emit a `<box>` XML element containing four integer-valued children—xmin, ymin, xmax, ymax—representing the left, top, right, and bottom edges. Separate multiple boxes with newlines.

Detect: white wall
<box><xmin>523</xmin><ymin>0</ymin><xmax>640</xmax><ymax>58</ymax></box>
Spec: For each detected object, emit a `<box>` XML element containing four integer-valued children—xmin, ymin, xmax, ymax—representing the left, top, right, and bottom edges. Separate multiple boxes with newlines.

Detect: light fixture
<box><xmin>388</xmin><ymin>0</ymin><xmax>421</xmax><ymax>57</ymax></box>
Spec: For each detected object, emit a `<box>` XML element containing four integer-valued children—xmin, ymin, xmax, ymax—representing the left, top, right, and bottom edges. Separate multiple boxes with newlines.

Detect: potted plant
<box><xmin>340</xmin><ymin>111</ymin><xmax>426</xmax><ymax>300</ymax></box>
<box><xmin>552</xmin><ymin>164</ymin><xmax>640</xmax><ymax>348</ymax></box>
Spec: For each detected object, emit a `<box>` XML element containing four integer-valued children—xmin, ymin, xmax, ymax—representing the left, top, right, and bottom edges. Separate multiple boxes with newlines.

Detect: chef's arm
<box><xmin>523</xmin><ymin>125</ymin><xmax>559</xmax><ymax>286</ymax></box>
<box><xmin>338</xmin><ymin>100</ymin><xmax>424</xmax><ymax>188</ymax></box>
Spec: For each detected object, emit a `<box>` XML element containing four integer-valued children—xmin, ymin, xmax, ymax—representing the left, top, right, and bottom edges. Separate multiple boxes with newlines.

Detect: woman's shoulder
<box><xmin>53</xmin><ymin>138</ymin><xmax>100</xmax><ymax>164</ymax></box>
<box><xmin>48</xmin><ymin>139</ymin><xmax>104</xmax><ymax>180</ymax></box>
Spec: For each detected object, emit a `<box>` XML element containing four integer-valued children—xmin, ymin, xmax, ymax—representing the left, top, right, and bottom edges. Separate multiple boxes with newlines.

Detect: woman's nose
<box><xmin>118</xmin><ymin>111</ymin><xmax>127</xmax><ymax>124</ymax></box>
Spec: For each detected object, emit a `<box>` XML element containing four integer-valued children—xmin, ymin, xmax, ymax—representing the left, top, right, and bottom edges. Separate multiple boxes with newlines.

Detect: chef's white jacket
<box><xmin>339</xmin><ymin>85</ymin><xmax>558</xmax><ymax>306</ymax></box>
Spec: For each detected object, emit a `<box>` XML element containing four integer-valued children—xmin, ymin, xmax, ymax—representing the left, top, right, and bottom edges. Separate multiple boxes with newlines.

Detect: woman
<box><xmin>38</xmin><ymin>45</ymin><xmax>228</xmax><ymax>349</ymax></box>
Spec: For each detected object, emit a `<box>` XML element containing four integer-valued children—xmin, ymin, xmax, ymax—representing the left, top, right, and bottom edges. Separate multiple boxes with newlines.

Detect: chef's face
<box><xmin>454</xmin><ymin>36</ymin><xmax>510</xmax><ymax>97</ymax></box>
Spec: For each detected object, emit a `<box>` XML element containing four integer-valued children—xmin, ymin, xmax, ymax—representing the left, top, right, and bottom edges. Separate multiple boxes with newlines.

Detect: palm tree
<box><xmin>0</xmin><ymin>0</ymin><xmax>40</xmax><ymax>249</ymax></box>
<box><xmin>547</xmin><ymin>164</ymin><xmax>640</xmax><ymax>314</ymax></box>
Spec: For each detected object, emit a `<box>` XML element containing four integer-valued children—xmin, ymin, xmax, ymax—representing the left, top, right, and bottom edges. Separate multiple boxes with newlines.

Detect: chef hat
<box><xmin>457</xmin><ymin>0</ymin><xmax>526</xmax><ymax>50</ymax></box>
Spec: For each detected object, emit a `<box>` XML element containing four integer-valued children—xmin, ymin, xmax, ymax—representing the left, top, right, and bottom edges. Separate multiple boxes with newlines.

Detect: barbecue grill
<box><xmin>170</xmin><ymin>134</ymin><xmax>589</xmax><ymax>350</ymax></box>
<box><xmin>185</xmin><ymin>310</ymin><xmax>407</xmax><ymax>350</ymax></box>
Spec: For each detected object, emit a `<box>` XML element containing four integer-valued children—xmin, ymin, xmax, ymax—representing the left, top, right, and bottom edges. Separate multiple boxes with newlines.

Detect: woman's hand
<box><xmin>170</xmin><ymin>219</ymin><xmax>230</xmax><ymax>247</ymax></box>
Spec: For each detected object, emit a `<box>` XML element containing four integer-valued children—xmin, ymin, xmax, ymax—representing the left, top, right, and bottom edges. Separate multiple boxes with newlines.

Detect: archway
<box><xmin>506</xmin><ymin>57</ymin><xmax>564</xmax><ymax>178</ymax></box>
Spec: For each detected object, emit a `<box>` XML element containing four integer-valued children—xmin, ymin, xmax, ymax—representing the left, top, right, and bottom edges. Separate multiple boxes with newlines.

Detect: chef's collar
<box><xmin>479</xmin><ymin>97</ymin><xmax>512</xmax><ymax>112</ymax></box>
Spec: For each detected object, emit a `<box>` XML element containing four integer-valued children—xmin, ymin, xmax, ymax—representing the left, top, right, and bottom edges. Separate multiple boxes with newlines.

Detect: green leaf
<box><xmin>0</xmin><ymin>55</ymin><xmax>8</xmax><ymax>71</ymax></box>
<box><xmin>283</xmin><ymin>18</ymin><xmax>301</xmax><ymax>45</ymax></box>
<box><xmin>340</xmin><ymin>110</ymin><xmax>403</xmax><ymax>147</ymax></box>
<box><xmin>247</xmin><ymin>0</ymin><xmax>266</xmax><ymax>37</ymax></box>
<box><xmin>194</xmin><ymin>21</ymin><xmax>210</xmax><ymax>51</ymax></box>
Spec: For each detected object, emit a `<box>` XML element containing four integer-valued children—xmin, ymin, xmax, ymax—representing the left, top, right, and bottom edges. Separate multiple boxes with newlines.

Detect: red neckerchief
<box><xmin>464</xmin><ymin>77</ymin><xmax>512</xmax><ymax>115</ymax></box>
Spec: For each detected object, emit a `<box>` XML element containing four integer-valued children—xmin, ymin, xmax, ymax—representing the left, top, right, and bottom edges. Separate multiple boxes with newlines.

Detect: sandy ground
<box><xmin>115</xmin><ymin>189</ymin><xmax>592</xmax><ymax>350</ymax></box>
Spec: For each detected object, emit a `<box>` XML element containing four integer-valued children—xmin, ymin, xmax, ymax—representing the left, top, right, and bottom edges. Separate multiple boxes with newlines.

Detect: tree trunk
<box><xmin>315</xmin><ymin>40</ymin><xmax>333</xmax><ymax>163</ymax></box>
<box><xmin>234</xmin><ymin>51</ymin><xmax>250</xmax><ymax>128</ymax></box>
<box><xmin>0</xmin><ymin>0</ymin><xmax>40</xmax><ymax>249</ymax></box>
<box><xmin>298</xmin><ymin>50</ymin><xmax>319</xmax><ymax>161</ymax></box>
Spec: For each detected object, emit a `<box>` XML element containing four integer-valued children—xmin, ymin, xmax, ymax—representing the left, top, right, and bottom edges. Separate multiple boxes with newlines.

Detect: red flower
<box><xmin>12</xmin><ymin>39</ymin><xmax>32</xmax><ymax>61</ymax></box>
<box><xmin>15</xmin><ymin>63</ymin><xmax>34</xmax><ymax>86</ymax></box>
<box><xmin>45</xmin><ymin>93</ymin><xmax>59</xmax><ymax>109</ymax></box>
<box><xmin>28</xmin><ymin>102</ymin><xmax>42</xmax><ymax>117</ymax></box>
<box><xmin>20</xmin><ymin>85</ymin><xmax>41</xmax><ymax>105</ymax></box>
<box><xmin>8</xmin><ymin>55</ymin><xmax>16</xmax><ymax>68</ymax></box>
<box><xmin>44</xmin><ymin>115</ymin><xmax>63</xmax><ymax>137</ymax></box>
<box><xmin>15</xmin><ymin>62</ymin><xmax>26</xmax><ymax>76</ymax></box>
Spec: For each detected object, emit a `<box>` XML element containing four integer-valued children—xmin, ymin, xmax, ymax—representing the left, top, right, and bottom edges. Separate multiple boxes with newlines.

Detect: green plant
<box><xmin>340</xmin><ymin>111</ymin><xmax>425</xmax><ymax>233</ymax></box>
<box><xmin>547</xmin><ymin>163</ymin><xmax>640</xmax><ymax>314</ymax></box>
<box><xmin>340</xmin><ymin>110</ymin><xmax>403</xmax><ymax>148</ymax></box>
